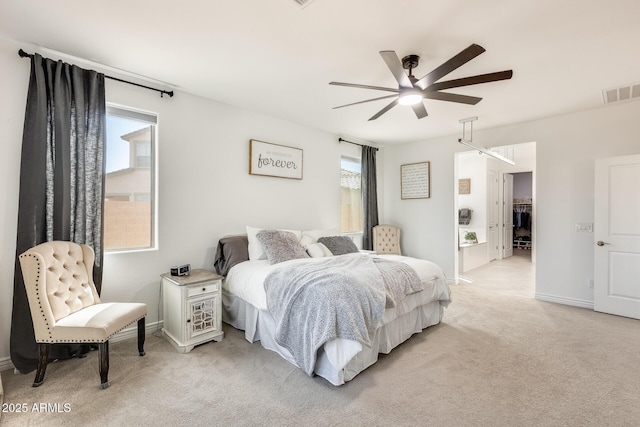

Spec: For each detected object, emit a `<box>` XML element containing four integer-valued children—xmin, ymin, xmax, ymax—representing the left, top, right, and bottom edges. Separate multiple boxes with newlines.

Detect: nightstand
<box><xmin>161</xmin><ymin>269</ymin><xmax>224</xmax><ymax>353</ymax></box>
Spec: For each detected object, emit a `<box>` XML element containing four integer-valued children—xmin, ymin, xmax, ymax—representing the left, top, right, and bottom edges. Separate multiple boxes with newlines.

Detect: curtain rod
<box><xmin>338</xmin><ymin>138</ymin><xmax>378</xmax><ymax>151</ymax></box>
<box><xmin>18</xmin><ymin>49</ymin><xmax>174</xmax><ymax>98</ymax></box>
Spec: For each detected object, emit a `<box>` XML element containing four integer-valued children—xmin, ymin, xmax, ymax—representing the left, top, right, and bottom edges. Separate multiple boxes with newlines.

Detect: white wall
<box><xmin>383</xmin><ymin>103</ymin><xmax>640</xmax><ymax>307</ymax></box>
<box><xmin>457</xmin><ymin>152</ymin><xmax>488</xmax><ymax>242</ymax></box>
<box><xmin>513</xmin><ymin>172</ymin><xmax>533</xmax><ymax>201</ymax></box>
<box><xmin>0</xmin><ymin>37</ymin><xmax>364</xmax><ymax>368</ymax></box>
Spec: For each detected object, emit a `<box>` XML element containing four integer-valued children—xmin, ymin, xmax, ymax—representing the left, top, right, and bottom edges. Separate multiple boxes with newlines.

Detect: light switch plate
<box><xmin>575</xmin><ymin>223</ymin><xmax>593</xmax><ymax>232</ymax></box>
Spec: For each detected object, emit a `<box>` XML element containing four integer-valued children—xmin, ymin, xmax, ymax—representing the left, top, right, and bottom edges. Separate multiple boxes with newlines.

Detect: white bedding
<box><xmin>222</xmin><ymin>253</ymin><xmax>451</xmax><ymax>379</ymax></box>
<box><xmin>224</xmin><ymin>253</ymin><xmax>449</xmax><ymax>312</ymax></box>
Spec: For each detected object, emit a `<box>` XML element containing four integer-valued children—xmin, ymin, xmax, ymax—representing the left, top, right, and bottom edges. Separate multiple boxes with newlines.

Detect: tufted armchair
<box><xmin>19</xmin><ymin>241</ymin><xmax>147</xmax><ymax>389</ymax></box>
<box><xmin>373</xmin><ymin>224</ymin><xmax>402</xmax><ymax>255</ymax></box>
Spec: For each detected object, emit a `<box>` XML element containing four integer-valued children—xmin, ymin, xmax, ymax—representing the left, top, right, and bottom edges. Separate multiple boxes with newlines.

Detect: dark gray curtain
<box><xmin>361</xmin><ymin>145</ymin><xmax>379</xmax><ymax>250</ymax></box>
<box><xmin>11</xmin><ymin>53</ymin><xmax>106</xmax><ymax>373</ymax></box>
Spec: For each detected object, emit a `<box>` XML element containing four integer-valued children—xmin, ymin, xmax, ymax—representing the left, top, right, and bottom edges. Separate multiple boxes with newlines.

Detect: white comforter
<box><xmin>222</xmin><ymin>253</ymin><xmax>450</xmax><ymax>372</ymax></box>
<box><xmin>224</xmin><ymin>253</ymin><xmax>448</xmax><ymax>310</ymax></box>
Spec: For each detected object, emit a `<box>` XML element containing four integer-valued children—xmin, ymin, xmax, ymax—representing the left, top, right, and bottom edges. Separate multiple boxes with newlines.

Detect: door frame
<box><xmin>503</xmin><ymin>173</ymin><xmax>514</xmax><ymax>259</ymax></box>
<box><xmin>498</xmin><ymin>169</ymin><xmax>536</xmax><ymax>263</ymax></box>
<box><xmin>594</xmin><ymin>154</ymin><xmax>640</xmax><ymax>319</ymax></box>
<box><xmin>454</xmin><ymin>143</ymin><xmax>537</xmax><ymax>283</ymax></box>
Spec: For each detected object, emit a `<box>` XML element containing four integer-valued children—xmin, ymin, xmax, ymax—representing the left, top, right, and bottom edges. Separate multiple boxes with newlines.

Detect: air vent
<box><xmin>292</xmin><ymin>0</ymin><xmax>315</xmax><ymax>7</ymax></box>
<box><xmin>602</xmin><ymin>83</ymin><xmax>640</xmax><ymax>104</ymax></box>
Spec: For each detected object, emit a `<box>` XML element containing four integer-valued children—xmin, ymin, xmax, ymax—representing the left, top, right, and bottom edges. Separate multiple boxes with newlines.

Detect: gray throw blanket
<box><xmin>264</xmin><ymin>253</ymin><xmax>423</xmax><ymax>376</ymax></box>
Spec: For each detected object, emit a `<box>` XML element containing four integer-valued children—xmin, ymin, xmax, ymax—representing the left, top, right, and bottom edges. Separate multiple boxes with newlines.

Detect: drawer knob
<box><xmin>202</xmin><ymin>287</ymin><xmax>206</xmax><ymax>291</ymax></box>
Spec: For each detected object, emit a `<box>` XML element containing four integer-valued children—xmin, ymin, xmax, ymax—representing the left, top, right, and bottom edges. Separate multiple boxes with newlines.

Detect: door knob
<box><xmin>596</xmin><ymin>241</ymin><xmax>610</xmax><ymax>246</ymax></box>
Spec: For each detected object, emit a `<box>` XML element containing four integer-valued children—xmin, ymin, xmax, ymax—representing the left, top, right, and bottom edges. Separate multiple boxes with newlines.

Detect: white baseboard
<box><xmin>0</xmin><ymin>320</ymin><xmax>163</xmax><ymax>374</ymax></box>
<box><xmin>0</xmin><ymin>357</ymin><xmax>13</xmax><ymax>373</ymax></box>
<box><xmin>111</xmin><ymin>320</ymin><xmax>163</xmax><ymax>344</ymax></box>
<box><xmin>535</xmin><ymin>293</ymin><xmax>594</xmax><ymax>309</ymax></box>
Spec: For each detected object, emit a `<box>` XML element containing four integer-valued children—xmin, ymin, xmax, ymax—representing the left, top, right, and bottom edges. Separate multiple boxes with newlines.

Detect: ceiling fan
<box><xmin>329</xmin><ymin>44</ymin><xmax>513</xmax><ymax>121</ymax></box>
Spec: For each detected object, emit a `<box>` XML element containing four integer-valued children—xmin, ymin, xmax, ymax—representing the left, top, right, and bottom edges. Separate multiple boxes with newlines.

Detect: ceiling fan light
<box><xmin>398</xmin><ymin>91</ymin><xmax>423</xmax><ymax>106</ymax></box>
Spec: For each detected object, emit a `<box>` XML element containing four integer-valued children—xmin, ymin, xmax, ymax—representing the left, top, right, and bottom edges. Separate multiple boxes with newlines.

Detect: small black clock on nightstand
<box><xmin>170</xmin><ymin>264</ymin><xmax>191</xmax><ymax>276</ymax></box>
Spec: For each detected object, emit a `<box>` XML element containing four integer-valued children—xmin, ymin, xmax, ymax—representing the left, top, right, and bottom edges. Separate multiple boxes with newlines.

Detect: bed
<box><xmin>214</xmin><ymin>227</ymin><xmax>451</xmax><ymax>386</ymax></box>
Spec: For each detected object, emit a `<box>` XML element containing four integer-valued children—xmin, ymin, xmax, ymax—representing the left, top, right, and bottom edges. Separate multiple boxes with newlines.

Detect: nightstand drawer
<box><xmin>187</xmin><ymin>281</ymin><xmax>219</xmax><ymax>298</ymax></box>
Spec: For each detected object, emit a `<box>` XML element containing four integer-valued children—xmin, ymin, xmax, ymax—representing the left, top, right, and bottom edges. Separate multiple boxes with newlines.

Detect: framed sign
<box><xmin>459</xmin><ymin>178</ymin><xmax>471</xmax><ymax>194</ymax></box>
<box><xmin>249</xmin><ymin>139</ymin><xmax>303</xmax><ymax>180</ymax></box>
<box><xmin>401</xmin><ymin>161</ymin><xmax>430</xmax><ymax>199</ymax></box>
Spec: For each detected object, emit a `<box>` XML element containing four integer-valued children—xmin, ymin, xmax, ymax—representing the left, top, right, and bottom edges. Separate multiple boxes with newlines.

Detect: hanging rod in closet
<box><xmin>18</xmin><ymin>49</ymin><xmax>174</xmax><ymax>98</ymax></box>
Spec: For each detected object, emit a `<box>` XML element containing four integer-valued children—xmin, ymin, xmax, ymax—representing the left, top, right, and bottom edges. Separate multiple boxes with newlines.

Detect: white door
<box><xmin>594</xmin><ymin>154</ymin><xmax>640</xmax><ymax>319</ymax></box>
<box><xmin>503</xmin><ymin>173</ymin><xmax>514</xmax><ymax>258</ymax></box>
<box><xmin>488</xmin><ymin>170</ymin><xmax>499</xmax><ymax>261</ymax></box>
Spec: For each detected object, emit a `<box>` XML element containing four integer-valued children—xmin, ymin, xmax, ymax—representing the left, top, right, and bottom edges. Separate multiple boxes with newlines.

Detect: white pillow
<box><xmin>246</xmin><ymin>225</ymin><xmax>302</xmax><ymax>261</ymax></box>
<box><xmin>306</xmin><ymin>242</ymin><xmax>333</xmax><ymax>258</ymax></box>
<box><xmin>300</xmin><ymin>228</ymin><xmax>339</xmax><ymax>247</ymax></box>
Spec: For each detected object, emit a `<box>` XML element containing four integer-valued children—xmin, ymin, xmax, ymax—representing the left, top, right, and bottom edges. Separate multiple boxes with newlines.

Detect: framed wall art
<box><xmin>459</xmin><ymin>178</ymin><xmax>471</xmax><ymax>194</ymax></box>
<box><xmin>249</xmin><ymin>139</ymin><xmax>303</xmax><ymax>180</ymax></box>
<box><xmin>401</xmin><ymin>161</ymin><xmax>430</xmax><ymax>199</ymax></box>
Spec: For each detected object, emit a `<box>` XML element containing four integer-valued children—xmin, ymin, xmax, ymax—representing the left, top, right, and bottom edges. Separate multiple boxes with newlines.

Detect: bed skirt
<box><xmin>221</xmin><ymin>290</ymin><xmax>444</xmax><ymax>385</ymax></box>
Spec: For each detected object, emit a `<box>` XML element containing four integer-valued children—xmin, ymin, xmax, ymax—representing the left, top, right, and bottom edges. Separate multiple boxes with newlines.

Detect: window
<box><xmin>104</xmin><ymin>105</ymin><xmax>157</xmax><ymax>251</ymax></box>
<box><xmin>135</xmin><ymin>141</ymin><xmax>151</xmax><ymax>167</ymax></box>
<box><xmin>341</xmin><ymin>156</ymin><xmax>362</xmax><ymax>232</ymax></box>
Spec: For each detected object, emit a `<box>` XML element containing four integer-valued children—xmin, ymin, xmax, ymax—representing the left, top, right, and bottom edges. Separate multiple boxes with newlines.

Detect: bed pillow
<box><xmin>256</xmin><ymin>230</ymin><xmax>310</xmax><ymax>264</ymax></box>
<box><xmin>306</xmin><ymin>242</ymin><xmax>333</xmax><ymax>258</ymax></box>
<box><xmin>247</xmin><ymin>225</ymin><xmax>302</xmax><ymax>261</ymax></box>
<box><xmin>299</xmin><ymin>228</ymin><xmax>340</xmax><ymax>247</ymax></box>
<box><xmin>213</xmin><ymin>235</ymin><xmax>249</xmax><ymax>276</ymax></box>
<box><xmin>317</xmin><ymin>236</ymin><xmax>359</xmax><ymax>255</ymax></box>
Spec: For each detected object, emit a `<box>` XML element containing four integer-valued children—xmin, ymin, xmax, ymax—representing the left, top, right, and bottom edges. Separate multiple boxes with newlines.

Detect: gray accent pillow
<box><xmin>317</xmin><ymin>236</ymin><xmax>359</xmax><ymax>255</ymax></box>
<box><xmin>256</xmin><ymin>230</ymin><xmax>310</xmax><ymax>264</ymax></box>
<box><xmin>214</xmin><ymin>235</ymin><xmax>249</xmax><ymax>276</ymax></box>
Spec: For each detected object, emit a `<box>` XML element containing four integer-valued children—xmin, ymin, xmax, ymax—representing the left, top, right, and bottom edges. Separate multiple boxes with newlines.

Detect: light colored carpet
<box><xmin>2</xmin><ymin>254</ymin><xmax>639</xmax><ymax>426</ymax></box>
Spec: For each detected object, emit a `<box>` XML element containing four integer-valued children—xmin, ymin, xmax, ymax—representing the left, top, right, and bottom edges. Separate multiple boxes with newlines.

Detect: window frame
<box><xmin>104</xmin><ymin>104</ymin><xmax>158</xmax><ymax>253</ymax></box>
<box><xmin>340</xmin><ymin>155</ymin><xmax>363</xmax><ymax>234</ymax></box>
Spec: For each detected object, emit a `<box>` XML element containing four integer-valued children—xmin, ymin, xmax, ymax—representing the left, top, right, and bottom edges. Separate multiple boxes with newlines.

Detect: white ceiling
<box><xmin>2</xmin><ymin>0</ymin><xmax>640</xmax><ymax>145</ymax></box>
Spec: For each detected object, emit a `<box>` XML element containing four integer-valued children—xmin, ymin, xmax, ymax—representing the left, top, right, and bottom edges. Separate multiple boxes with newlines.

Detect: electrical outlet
<box><xmin>587</xmin><ymin>278</ymin><xmax>594</xmax><ymax>289</ymax></box>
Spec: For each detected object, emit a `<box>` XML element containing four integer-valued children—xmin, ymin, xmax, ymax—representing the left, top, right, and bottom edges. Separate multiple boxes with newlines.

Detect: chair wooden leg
<box><xmin>99</xmin><ymin>341</ymin><xmax>109</xmax><ymax>389</ymax></box>
<box><xmin>32</xmin><ymin>343</ymin><xmax>49</xmax><ymax>387</ymax></box>
<box><xmin>137</xmin><ymin>317</ymin><xmax>146</xmax><ymax>356</ymax></box>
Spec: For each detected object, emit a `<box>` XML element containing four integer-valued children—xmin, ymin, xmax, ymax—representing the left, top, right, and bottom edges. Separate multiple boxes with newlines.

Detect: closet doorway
<box><xmin>455</xmin><ymin>142</ymin><xmax>536</xmax><ymax>285</ymax></box>
<box><xmin>507</xmin><ymin>172</ymin><xmax>533</xmax><ymax>260</ymax></box>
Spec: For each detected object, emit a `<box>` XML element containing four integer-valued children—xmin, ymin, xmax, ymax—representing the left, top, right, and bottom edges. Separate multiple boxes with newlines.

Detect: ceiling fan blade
<box><xmin>427</xmin><ymin>70</ymin><xmax>513</xmax><ymax>92</ymax></box>
<box><xmin>423</xmin><ymin>91</ymin><xmax>482</xmax><ymax>105</ymax></box>
<box><xmin>379</xmin><ymin>51</ymin><xmax>413</xmax><ymax>88</ymax></box>
<box><xmin>369</xmin><ymin>99</ymin><xmax>399</xmax><ymax>121</ymax></box>
<box><xmin>332</xmin><ymin>94</ymin><xmax>398</xmax><ymax>109</ymax></box>
<box><xmin>411</xmin><ymin>102</ymin><xmax>428</xmax><ymax>119</ymax></box>
<box><xmin>415</xmin><ymin>43</ymin><xmax>486</xmax><ymax>89</ymax></box>
<box><xmin>329</xmin><ymin>81</ymin><xmax>399</xmax><ymax>93</ymax></box>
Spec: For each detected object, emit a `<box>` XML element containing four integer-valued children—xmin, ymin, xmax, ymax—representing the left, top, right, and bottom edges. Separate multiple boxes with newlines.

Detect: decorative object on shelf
<box><xmin>513</xmin><ymin>197</ymin><xmax>532</xmax><ymax>204</ymax></box>
<box><xmin>459</xmin><ymin>208</ymin><xmax>472</xmax><ymax>225</ymax></box>
<box><xmin>464</xmin><ymin>231</ymin><xmax>478</xmax><ymax>244</ymax></box>
<box><xmin>401</xmin><ymin>161</ymin><xmax>430</xmax><ymax>199</ymax></box>
<box><xmin>459</xmin><ymin>178</ymin><xmax>471</xmax><ymax>194</ymax></box>
<box><xmin>249</xmin><ymin>139</ymin><xmax>303</xmax><ymax>180</ymax></box>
